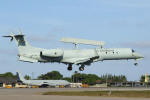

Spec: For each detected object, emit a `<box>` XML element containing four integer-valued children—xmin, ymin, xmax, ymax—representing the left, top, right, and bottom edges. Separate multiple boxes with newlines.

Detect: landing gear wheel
<box><xmin>67</xmin><ymin>64</ymin><xmax>72</xmax><ymax>71</ymax></box>
<box><xmin>79</xmin><ymin>67</ymin><xmax>84</xmax><ymax>71</ymax></box>
<box><xmin>68</xmin><ymin>66</ymin><xmax>72</xmax><ymax>71</ymax></box>
<box><xmin>134</xmin><ymin>63</ymin><xmax>138</xmax><ymax>66</ymax></box>
<box><xmin>79</xmin><ymin>65</ymin><xmax>84</xmax><ymax>71</ymax></box>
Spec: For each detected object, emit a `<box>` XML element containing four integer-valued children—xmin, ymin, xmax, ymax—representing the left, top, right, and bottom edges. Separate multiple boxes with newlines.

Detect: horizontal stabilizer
<box><xmin>2</xmin><ymin>35</ymin><xmax>12</xmax><ymax>38</ymax></box>
<box><xmin>61</xmin><ymin>37</ymin><xmax>104</xmax><ymax>46</ymax></box>
<box><xmin>2</xmin><ymin>33</ymin><xmax>25</xmax><ymax>42</ymax></box>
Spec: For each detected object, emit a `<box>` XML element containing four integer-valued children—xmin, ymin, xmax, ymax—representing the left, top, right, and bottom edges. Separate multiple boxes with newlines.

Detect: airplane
<box><xmin>16</xmin><ymin>72</ymin><xmax>70</xmax><ymax>87</ymax></box>
<box><xmin>3</xmin><ymin>31</ymin><xmax>144</xmax><ymax>71</ymax></box>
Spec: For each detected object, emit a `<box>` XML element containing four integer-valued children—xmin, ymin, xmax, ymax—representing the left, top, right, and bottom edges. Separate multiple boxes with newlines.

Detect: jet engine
<box><xmin>40</xmin><ymin>49</ymin><xmax>64</xmax><ymax>58</ymax></box>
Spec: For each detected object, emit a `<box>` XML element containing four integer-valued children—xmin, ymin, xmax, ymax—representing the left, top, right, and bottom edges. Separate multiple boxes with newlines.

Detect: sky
<box><xmin>0</xmin><ymin>0</ymin><xmax>150</xmax><ymax>81</ymax></box>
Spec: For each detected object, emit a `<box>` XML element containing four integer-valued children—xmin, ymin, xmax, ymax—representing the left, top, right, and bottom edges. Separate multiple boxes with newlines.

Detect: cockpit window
<box><xmin>132</xmin><ymin>49</ymin><xmax>135</xmax><ymax>53</ymax></box>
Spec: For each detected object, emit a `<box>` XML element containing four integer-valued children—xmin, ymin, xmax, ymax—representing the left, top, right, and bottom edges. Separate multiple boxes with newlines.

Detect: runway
<box><xmin>0</xmin><ymin>88</ymin><xmax>150</xmax><ymax>100</ymax></box>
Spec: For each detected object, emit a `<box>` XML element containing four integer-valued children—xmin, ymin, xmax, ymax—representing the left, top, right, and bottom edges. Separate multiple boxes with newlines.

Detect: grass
<box><xmin>43</xmin><ymin>90</ymin><xmax>150</xmax><ymax>98</ymax></box>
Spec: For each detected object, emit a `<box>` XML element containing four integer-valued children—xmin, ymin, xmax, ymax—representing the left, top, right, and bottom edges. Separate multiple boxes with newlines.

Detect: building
<box><xmin>109</xmin><ymin>81</ymin><xmax>150</xmax><ymax>87</ymax></box>
<box><xmin>145</xmin><ymin>73</ymin><xmax>150</xmax><ymax>83</ymax></box>
<box><xmin>0</xmin><ymin>77</ymin><xmax>18</xmax><ymax>88</ymax></box>
<box><xmin>0</xmin><ymin>77</ymin><xmax>27</xmax><ymax>88</ymax></box>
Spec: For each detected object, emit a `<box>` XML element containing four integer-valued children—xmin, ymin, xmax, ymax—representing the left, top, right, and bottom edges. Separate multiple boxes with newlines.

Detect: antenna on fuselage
<box><xmin>73</xmin><ymin>43</ymin><xmax>78</xmax><ymax>49</ymax></box>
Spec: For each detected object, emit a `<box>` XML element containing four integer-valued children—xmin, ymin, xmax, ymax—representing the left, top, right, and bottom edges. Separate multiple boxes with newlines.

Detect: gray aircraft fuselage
<box><xmin>3</xmin><ymin>33</ymin><xmax>144</xmax><ymax>71</ymax></box>
<box><xmin>17</xmin><ymin>72</ymin><xmax>70</xmax><ymax>87</ymax></box>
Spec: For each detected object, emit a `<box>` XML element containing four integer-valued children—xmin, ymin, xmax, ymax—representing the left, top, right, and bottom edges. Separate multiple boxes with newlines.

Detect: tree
<box><xmin>38</xmin><ymin>71</ymin><xmax>63</xmax><ymax>80</ymax></box>
<box><xmin>24</xmin><ymin>75</ymin><xmax>31</xmax><ymax>80</ymax></box>
<box><xmin>84</xmin><ymin>74</ymin><xmax>101</xmax><ymax>85</ymax></box>
<box><xmin>0</xmin><ymin>72</ymin><xmax>17</xmax><ymax>78</ymax></box>
<box><xmin>63</xmin><ymin>77</ymin><xmax>72</xmax><ymax>82</ymax></box>
<box><xmin>140</xmin><ymin>75</ymin><xmax>145</xmax><ymax>82</ymax></box>
<box><xmin>100</xmin><ymin>74</ymin><xmax>127</xmax><ymax>83</ymax></box>
<box><xmin>71</xmin><ymin>73</ymin><xmax>101</xmax><ymax>85</ymax></box>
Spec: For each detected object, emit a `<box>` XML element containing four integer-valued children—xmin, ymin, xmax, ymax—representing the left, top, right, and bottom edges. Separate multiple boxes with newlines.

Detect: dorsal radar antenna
<box><xmin>60</xmin><ymin>37</ymin><xmax>105</xmax><ymax>49</ymax></box>
<box><xmin>73</xmin><ymin>43</ymin><xmax>78</xmax><ymax>49</ymax></box>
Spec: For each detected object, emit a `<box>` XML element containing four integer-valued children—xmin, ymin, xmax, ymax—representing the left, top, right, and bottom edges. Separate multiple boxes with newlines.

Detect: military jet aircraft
<box><xmin>3</xmin><ymin>31</ymin><xmax>144</xmax><ymax>71</ymax></box>
<box><xmin>17</xmin><ymin>72</ymin><xmax>70</xmax><ymax>87</ymax></box>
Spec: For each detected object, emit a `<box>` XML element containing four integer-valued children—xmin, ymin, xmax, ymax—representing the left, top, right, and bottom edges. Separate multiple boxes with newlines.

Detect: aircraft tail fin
<box><xmin>16</xmin><ymin>72</ymin><xmax>26</xmax><ymax>82</ymax></box>
<box><xmin>3</xmin><ymin>30</ymin><xmax>33</xmax><ymax>54</ymax></box>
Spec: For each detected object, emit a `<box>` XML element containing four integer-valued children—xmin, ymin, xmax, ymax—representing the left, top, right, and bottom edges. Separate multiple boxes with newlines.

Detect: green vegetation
<box><xmin>0</xmin><ymin>72</ymin><xmax>17</xmax><ymax>78</ymax></box>
<box><xmin>62</xmin><ymin>77</ymin><xmax>72</xmax><ymax>82</ymax></box>
<box><xmin>70</xmin><ymin>73</ymin><xmax>127</xmax><ymax>85</ymax></box>
<box><xmin>36</xmin><ymin>71</ymin><xmax>128</xmax><ymax>85</ymax></box>
<box><xmin>43</xmin><ymin>91</ymin><xmax>150</xmax><ymax>98</ymax></box>
<box><xmin>71</xmin><ymin>73</ymin><xmax>101</xmax><ymax>85</ymax></box>
<box><xmin>1</xmin><ymin>71</ymin><xmax>147</xmax><ymax>86</ymax></box>
<box><xmin>140</xmin><ymin>75</ymin><xmax>150</xmax><ymax>82</ymax></box>
<box><xmin>24</xmin><ymin>75</ymin><xmax>31</xmax><ymax>80</ymax></box>
<box><xmin>38</xmin><ymin>71</ymin><xmax>63</xmax><ymax>80</ymax></box>
<box><xmin>0</xmin><ymin>71</ymin><xmax>128</xmax><ymax>85</ymax></box>
<box><xmin>140</xmin><ymin>75</ymin><xmax>145</xmax><ymax>82</ymax></box>
<box><xmin>100</xmin><ymin>74</ymin><xmax>127</xmax><ymax>83</ymax></box>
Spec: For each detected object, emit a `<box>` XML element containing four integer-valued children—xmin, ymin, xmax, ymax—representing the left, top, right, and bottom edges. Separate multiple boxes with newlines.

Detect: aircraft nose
<box><xmin>133</xmin><ymin>52</ymin><xmax>144</xmax><ymax>59</ymax></box>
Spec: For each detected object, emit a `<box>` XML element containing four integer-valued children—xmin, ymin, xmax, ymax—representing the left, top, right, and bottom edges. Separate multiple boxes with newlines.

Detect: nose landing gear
<box><xmin>134</xmin><ymin>59</ymin><xmax>138</xmax><ymax>66</ymax></box>
<box><xmin>67</xmin><ymin>64</ymin><xmax>72</xmax><ymax>71</ymax></box>
<box><xmin>134</xmin><ymin>62</ymin><xmax>138</xmax><ymax>66</ymax></box>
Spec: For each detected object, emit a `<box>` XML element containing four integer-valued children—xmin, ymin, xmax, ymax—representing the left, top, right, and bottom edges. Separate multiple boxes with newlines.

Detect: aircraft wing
<box><xmin>65</xmin><ymin>56</ymin><xmax>99</xmax><ymax>65</ymax></box>
<box><xmin>19</xmin><ymin>56</ymin><xmax>38</xmax><ymax>63</ymax></box>
<box><xmin>74</xmin><ymin>58</ymin><xmax>91</xmax><ymax>64</ymax></box>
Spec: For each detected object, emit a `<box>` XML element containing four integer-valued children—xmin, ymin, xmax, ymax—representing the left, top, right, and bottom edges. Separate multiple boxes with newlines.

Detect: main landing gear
<box><xmin>67</xmin><ymin>64</ymin><xmax>72</xmax><ymax>71</ymax></box>
<box><xmin>79</xmin><ymin>65</ymin><xmax>85</xmax><ymax>71</ymax></box>
<box><xmin>67</xmin><ymin>64</ymin><xmax>85</xmax><ymax>71</ymax></box>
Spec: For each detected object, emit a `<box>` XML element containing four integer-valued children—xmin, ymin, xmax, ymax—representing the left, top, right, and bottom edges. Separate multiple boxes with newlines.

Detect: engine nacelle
<box><xmin>40</xmin><ymin>49</ymin><xmax>64</xmax><ymax>57</ymax></box>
